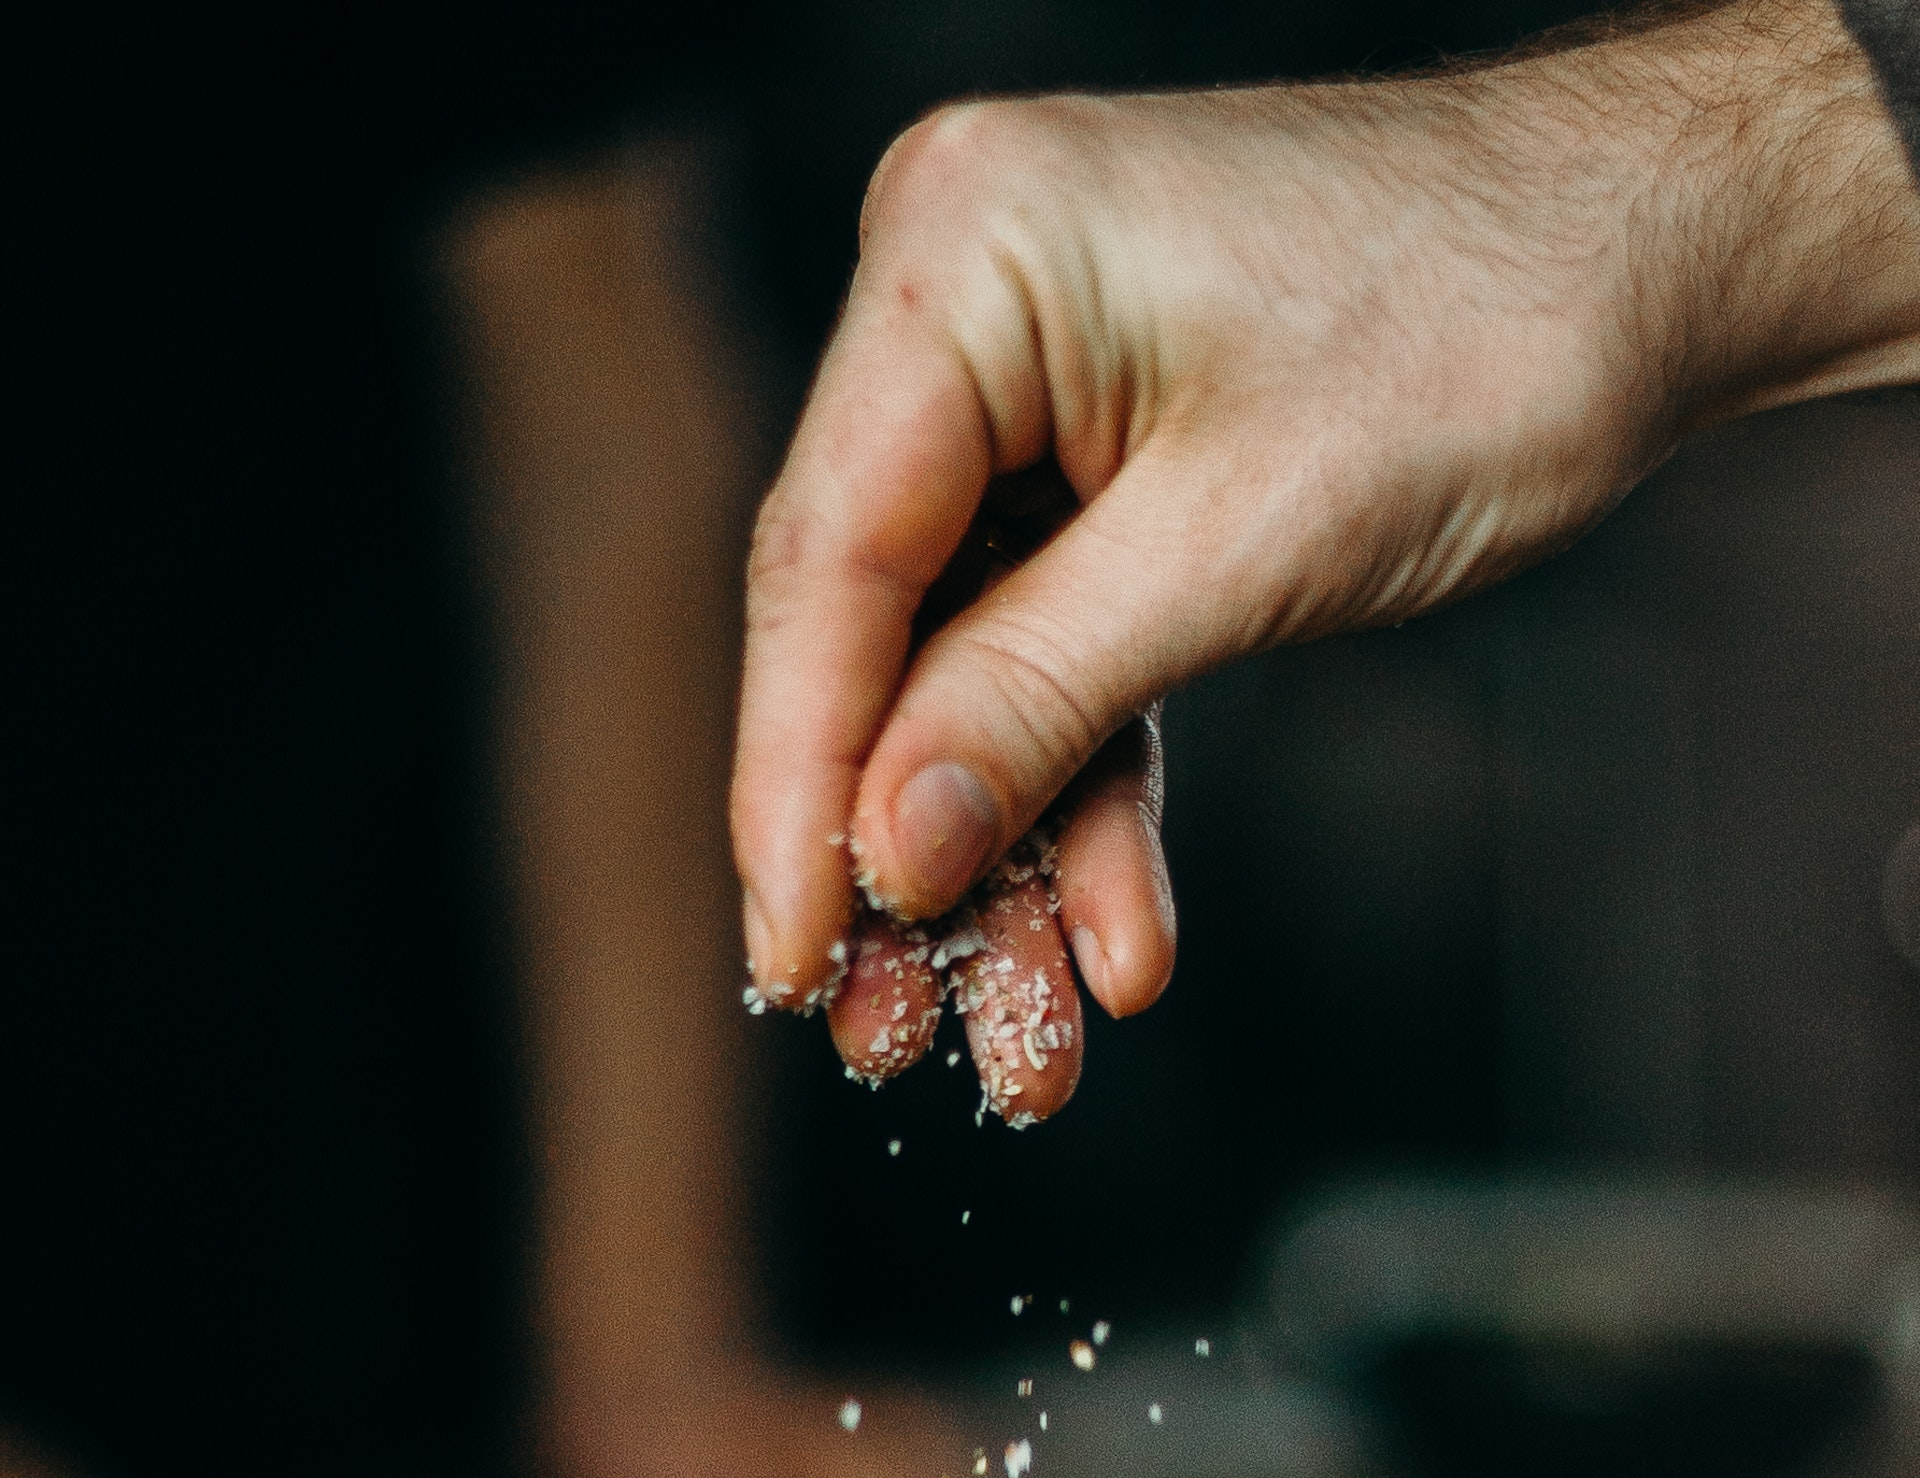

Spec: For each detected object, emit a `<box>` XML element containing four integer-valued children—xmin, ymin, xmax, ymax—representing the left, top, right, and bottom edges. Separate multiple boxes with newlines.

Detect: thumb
<box><xmin>849</xmin><ymin>446</ymin><xmax>1240</xmax><ymax>918</ymax></box>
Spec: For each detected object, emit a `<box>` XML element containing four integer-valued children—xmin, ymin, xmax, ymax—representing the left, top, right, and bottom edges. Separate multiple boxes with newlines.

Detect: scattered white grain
<box><xmin>1004</xmin><ymin>1438</ymin><xmax>1032</xmax><ymax>1478</ymax></box>
<box><xmin>947</xmin><ymin>1050</ymin><xmax>962</xmax><ymax>1067</ymax></box>
<box><xmin>1069</xmin><ymin>1340</ymin><xmax>1095</xmax><ymax>1371</ymax></box>
<box><xmin>1010</xmin><ymin>1295</ymin><xmax>1024</xmax><ymax>1316</ymax></box>
<box><xmin>887</xmin><ymin>1139</ymin><xmax>901</xmax><ymax>1157</ymax></box>
<box><xmin>828</xmin><ymin>939</ymin><xmax>848</xmax><ymax>966</ymax></box>
<box><xmin>1016</xmin><ymin>1377</ymin><xmax>1033</xmax><ymax>1397</ymax></box>
<box><xmin>827</xmin><ymin>832</ymin><xmax>845</xmax><ymax>847</ymax></box>
<box><xmin>742</xmin><ymin>986</ymin><xmax>767</xmax><ymax>1016</ymax></box>
<box><xmin>838</xmin><ymin>1399</ymin><xmax>862</xmax><ymax>1432</ymax></box>
<box><xmin>1195</xmin><ymin>1337</ymin><xmax>1211</xmax><ymax>1358</ymax></box>
<box><xmin>1147</xmin><ymin>1403</ymin><xmax>1163</xmax><ymax>1426</ymax></box>
<box><xmin>961</xmin><ymin>1209</ymin><xmax>971</xmax><ymax>1225</ymax></box>
<box><xmin>1038</xmin><ymin>1411</ymin><xmax>1049</xmax><ymax>1432</ymax></box>
<box><xmin>1091</xmin><ymin>1321</ymin><xmax>1111</xmax><ymax>1347</ymax></box>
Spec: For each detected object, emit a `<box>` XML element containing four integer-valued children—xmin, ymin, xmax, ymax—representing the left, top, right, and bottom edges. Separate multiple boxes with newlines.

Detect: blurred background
<box><xmin>8</xmin><ymin>2</ymin><xmax>1920</xmax><ymax>1476</ymax></box>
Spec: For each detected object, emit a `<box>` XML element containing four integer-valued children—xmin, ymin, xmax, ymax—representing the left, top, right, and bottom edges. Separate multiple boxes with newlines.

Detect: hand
<box><xmin>732</xmin><ymin>0</ymin><xmax>1920</xmax><ymax>1056</ymax></box>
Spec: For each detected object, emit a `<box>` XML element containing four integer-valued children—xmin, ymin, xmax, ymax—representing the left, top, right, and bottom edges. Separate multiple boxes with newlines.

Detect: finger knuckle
<box><xmin>954</xmin><ymin>620</ymin><xmax>1106</xmax><ymax>785</ymax></box>
<box><xmin>861</xmin><ymin>100</ymin><xmax>1038</xmax><ymax>248</ymax></box>
<box><xmin>742</xmin><ymin>501</ymin><xmax>813</xmax><ymax>636</ymax></box>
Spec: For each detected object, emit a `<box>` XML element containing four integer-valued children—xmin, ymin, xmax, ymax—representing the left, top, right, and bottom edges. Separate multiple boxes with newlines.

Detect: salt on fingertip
<box><xmin>838</xmin><ymin>1399</ymin><xmax>862</xmax><ymax>1432</ymax></box>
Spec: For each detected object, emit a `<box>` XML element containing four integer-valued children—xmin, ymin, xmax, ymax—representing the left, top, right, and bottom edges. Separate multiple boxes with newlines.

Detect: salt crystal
<box><xmin>947</xmin><ymin>1050</ymin><xmax>962</xmax><ymax>1068</ymax></box>
<box><xmin>1010</xmin><ymin>1294</ymin><xmax>1024</xmax><ymax>1316</ymax></box>
<box><xmin>1038</xmin><ymin>1411</ymin><xmax>1049</xmax><ymax>1432</ymax></box>
<box><xmin>971</xmin><ymin>1450</ymin><xmax>988</xmax><ymax>1477</ymax></box>
<box><xmin>827</xmin><ymin>833</ymin><xmax>845</xmax><ymax>847</ymax></box>
<box><xmin>742</xmin><ymin>986</ymin><xmax>767</xmax><ymax>1016</ymax></box>
<box><xmin>887</xmin><ymin>1139</ymin><xmax>902</xmax><ymax>1157</ymax></box>
<box><xmin>961</xmin><ymin>1209</ymin><xmax>971</xmax><ymax>1225</ymax></box>
<box><xmin>1195</xmin><ymin>1337</ymin><xmax>1211</xmax><ymax>1357</ymax></box>
<box><xmin>1016</xmin><ymin>1377</ymin><xmax>1032</xmax><ymax>1397</ymax></box>
<box><xmin>1069</xmin><ymin>1340</ymin><xmax>1095</xmax><ymax>1371</ymax></box>
<box><xmin>828</xmin><ymin>939</ymin><xmax>848</xmax><ymax>966</ymax></box>
<box><xmin>1091</xmin><ymin>1321</ymin><xmax>1111</xmax><ymax>1347</ymax></box>
<box><xmin>1147</xmin><ymin>1403</ymin><xmax>1163</xmax><ymax>1426</ymax></box>
<box><xmin>1004</xmin><ymin>1438</ymin><xmax>1032</xmax><ymax>1478</ymax></box>
<box><xmin>838</xmin><ymin>1399</ymin><xmax>862</xmax><ymax>1432</ymax></box>
<box><xmin>1058</xmin><ymin>1299</ymin><xmax>1070</xmax><ymax>1314</ymax></box>
<box><xmin>868</xmin><ymin>1028</ymin><xmax>891</xmax><ymax>1055</ymax></box>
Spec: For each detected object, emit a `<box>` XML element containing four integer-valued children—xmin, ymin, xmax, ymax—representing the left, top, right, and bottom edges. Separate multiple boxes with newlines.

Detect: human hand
<box><xmin>732</xmin><ymin>0</ymin><xmax>1920</xmax><ymax>1089</ymax></box>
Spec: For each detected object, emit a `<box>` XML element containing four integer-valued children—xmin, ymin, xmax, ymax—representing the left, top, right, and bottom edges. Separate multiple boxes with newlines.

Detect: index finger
<box><xmin>731</xmin><ymin>292</ymin><xmax>996</xmax><ymax>1000</ymax></box>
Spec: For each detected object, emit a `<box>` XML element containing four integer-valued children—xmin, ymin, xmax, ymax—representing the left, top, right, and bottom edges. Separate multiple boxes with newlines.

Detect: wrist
<box><xmin>1565</xmin><ymin>0</ymin><xmax>1920</xmax><ymax>424</ymax></box>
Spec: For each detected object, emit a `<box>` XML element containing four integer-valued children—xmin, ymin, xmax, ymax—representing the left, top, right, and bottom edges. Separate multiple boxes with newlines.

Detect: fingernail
<box><xmin>891</xmin><ymin>761</ymin><xmax>999</xmax><ymax>905</ymax></box>
<box><xmin>743</xmin><ymin>888</ymin><xmax>774</xmax><ymax>982</ymax></box>
<box><xmin>1071</xmin><ymin>925</ymin><xmax>1112</xmax><ymax>1010</ymax></box>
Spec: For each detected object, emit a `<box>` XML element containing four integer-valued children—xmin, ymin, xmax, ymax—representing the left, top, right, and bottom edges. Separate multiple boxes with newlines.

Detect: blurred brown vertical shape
<box><xmin>438</xmin><ymin>134</ymin><xmax>763</xmax><ymax>1445</ymax></box>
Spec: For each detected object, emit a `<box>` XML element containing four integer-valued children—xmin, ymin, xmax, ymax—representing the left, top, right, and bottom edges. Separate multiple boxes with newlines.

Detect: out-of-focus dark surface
<box><xmin>9</xmin><ymin>2</ymin><xmax>1920</xmax><ymax>1476</ymax></box>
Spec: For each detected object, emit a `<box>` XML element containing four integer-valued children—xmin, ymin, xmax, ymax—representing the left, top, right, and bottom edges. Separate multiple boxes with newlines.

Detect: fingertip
<box><xmin>738</xmin><ymin>827</ymin><xmax>858</xmax><ymax>1008</ymax></box>
<box><xmin>1057</xmin><ymin>797</ymin><xmax>1176</xmax><ymax>1019</ymax></box>
<box><xmin>858</xmin><ymin>759</ymin><xmax>1004</xmax><ymax>919</ymax></box>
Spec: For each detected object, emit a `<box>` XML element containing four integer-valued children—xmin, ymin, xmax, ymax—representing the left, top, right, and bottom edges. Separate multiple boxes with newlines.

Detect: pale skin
<box><xmin>449</xmin><ymin>6</ymin><xmax>1920</xmax><ymax>1475</ymax></box>
<box><xmin>733</xmin><ymin>0</ymin><xmax>1920</xmax><ymax>1114</ymax></box>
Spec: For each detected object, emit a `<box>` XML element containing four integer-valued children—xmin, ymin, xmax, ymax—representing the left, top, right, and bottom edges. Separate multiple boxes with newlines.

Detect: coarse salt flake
<box><xmin>1004</xmin><ymin>1438</ymin><xmax>1032</xmax><ymax>1478</ymax></box>
<box><xmin>1091</xmin><ymin>1320</ymin><xmax>1111</xmax><ymax>1347</ymax></box>
<box><xmin>947</xmin><ymin>1050</ymin><xmax>962</xmax><ymax>1067</ymax></box>
<box><xmin>1195</xmin><ymin>1337</ymin><xmax>1211</xmax><ymax>1357</ymax></box>
<box><xmin>838</xmin><ymin>1399</ymin><xmax>862</xmax><ymax>1432</ymax></box>
<box><xmin>971</xmin><ymin>1451</ymin><xmax>988</xmax><ymax>1477</ymax></box>
<box><xmin>961</xmin><ymin>1209</ymin><xmax>971</xmax><ymax>1225</ymax></box>
<box><xmin>1069</xmin><ymin>1340</ymin><xmax>1095</xmax><ymax>1371</ymax></box>
<box><xmin>1016</xmin><ymin>1377</ymin><xmax>1033</xmax><ymax>1397</ymax></box>
<box><xmin>1147</xmin><ymin>1403</ymin><xmax>1163</xmax><ymax>1426</ymax></box>
<box><xmin>1038</xmin><ymin>1411</ymin><xmax>1048</xmax><ymax>1432</ymax></box>
<box><xmin>887</xmin><ymin>1139</ymin><xmax>901</xmax><ymax>1157</ymax></box>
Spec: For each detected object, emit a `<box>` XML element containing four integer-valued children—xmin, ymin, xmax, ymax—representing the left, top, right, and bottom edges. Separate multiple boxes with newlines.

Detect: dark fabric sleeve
<box><xmin>1842</xmin><ymin>0</ymin><xmax>1920</xmax><ymax>182</ymax></box>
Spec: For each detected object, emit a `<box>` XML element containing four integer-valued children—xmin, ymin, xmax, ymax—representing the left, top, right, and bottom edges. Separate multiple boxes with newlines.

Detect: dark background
<box><xmin>20</xmin><ymin>2</ymin><xmax>1912</xmax><ymax>1475</ymax></box>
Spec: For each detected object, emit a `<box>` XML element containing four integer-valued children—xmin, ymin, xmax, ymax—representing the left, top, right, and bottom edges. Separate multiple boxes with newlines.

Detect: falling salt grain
<box><xmin>887</xmin><ymin>1139</ymin><xmax>902</xmax><ymax>1157</ymax></box>
<box><xmin>961</xmin><ymin>1209</ymin><xmax>971</xmax><ymax>1225</ymax></box>
<box><xmin>1147</xmin><ymin>1403</ymin><xmax>1163</xmax><ymax>1426</ymax></box>
<box><xmin>1016</xmin><ymin>1377</ymin><xmax>1033</xmax><ymax>1397</ymax></box>
<box><xmin>1091</xmin><ymin>1320</ymin><xmax>1111</xmax><ymax>1347</ymax></box>
<box><xmin>946</xmin><ymin>1049</ymin><xmax>962</xmax><ymax>1068</ymax></box>
<box><xmin>1038</xmin><ymin>1411</ymin><xmax>1049</xmax><ymax>1432</ymax></box>
<box><xmin>838</xmin><ymin>1399</ymin><xmax>862</xmax><ymax>1433</ymax></box>
<box><xmin>1069</xmin><ymin>1340</ymin><xmax>1096</xmax><ymax>1371</ymax></box>
<box><xmin>1195</xmin><ymin>1337</ymin><xmax>1212</xmax><ymax>1357</ymax></box>
<box><xmin>1010</xmin><ymin>1294</ymin><xmax>1025</xmax><ymax>1316</ymax></box>
<box><xmin>1058</xmin><ymin>1299</ymin><xmax>1070</xmax><ymax>1314</ymax></box>
<box><xmin>1004</xmin><ymin>1438</ymin><xmax>1032</xmax><ymax>1478</ymax></box>
<box><xmin>972</xmin><ymin>1448</ymin><xmax>988</xmax><ymax>1476</ymax></box>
